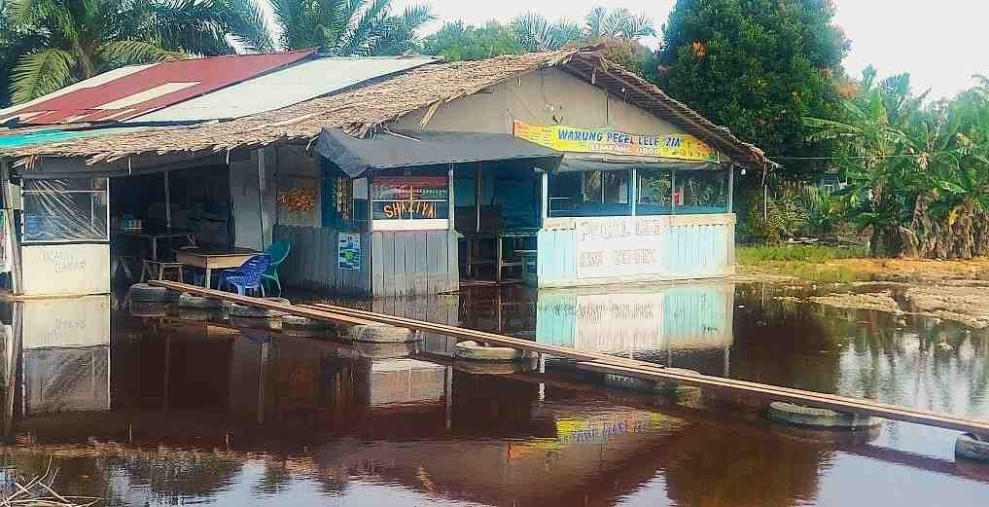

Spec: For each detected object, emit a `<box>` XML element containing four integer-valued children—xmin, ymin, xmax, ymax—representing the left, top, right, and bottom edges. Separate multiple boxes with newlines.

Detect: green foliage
<box><xmin>423</xmin><ymin>21</ymin><xmax>525</xmax><ymax>61</ymax></box>
<box><xmin>269</xmin><ymin>0</ymin><xmax>434</xmax><ymax>55</ymax></box>
<box><xmin>738</xmin><ymin>244</ymin><xmax>866</xmax><ymax>263</ymax></box>
<box><xmin>658</xmin><ymin>0</ymin><xmax>850</xmax><ymax>180</ymax></box>
<box><xmin>805</xmin><ymin>69</ymin><xmax>989</xmax><ymax>258</ymax></box>
<box><xmin>422</xmin><ymin>7</ymin><xmax>656</xmax><ymax>67</ymax></box>
<box><xmin>512</xmin><ymin>7</ymin><xmax>656</xmax><ymax>52</ymax></box>
<box><xmin>4</xmin><ymin>0</ymin><xmax>272</xmax><ymax>105</ymax></box>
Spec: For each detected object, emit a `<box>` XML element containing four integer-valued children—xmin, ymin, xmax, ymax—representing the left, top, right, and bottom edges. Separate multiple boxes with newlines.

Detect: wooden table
<box><xmin>175</xmin><ymin>248</ymin><xmax>259</xmax><ymax>288</ymax></box>
<box><xmin>115</xmin><ymin>228</ymin><xmax>196</xmax><ymax>261</ymax></box>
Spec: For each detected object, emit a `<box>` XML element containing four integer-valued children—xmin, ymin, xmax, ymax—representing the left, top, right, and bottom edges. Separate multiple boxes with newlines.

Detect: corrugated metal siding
<box><xmin>134</xmin><ymin>57</ymin><xmax>437</xmax><ymax>123</ymax></box>
<box><xmin>3</xmin><ymin>51</ymin><xmax>314</xmax><ymax>126</ymax></box>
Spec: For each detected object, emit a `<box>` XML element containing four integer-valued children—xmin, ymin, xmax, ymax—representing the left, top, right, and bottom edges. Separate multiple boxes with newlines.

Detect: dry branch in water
<box><xmin>1</xmin><ymin>458</ymin><xmax>102</xmax><ymax>507</ymax></box>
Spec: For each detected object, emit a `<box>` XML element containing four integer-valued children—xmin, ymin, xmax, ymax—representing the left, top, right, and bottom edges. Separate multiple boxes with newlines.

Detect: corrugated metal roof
<box><xmin>0</xmin><ymin>50</ymin><xmax>315</xmax><ymax>126</ymax></box>
<box><xmin>131</xmin><ymin>56</ymin><xmax>438</xmax><ymax>123</ymax></box>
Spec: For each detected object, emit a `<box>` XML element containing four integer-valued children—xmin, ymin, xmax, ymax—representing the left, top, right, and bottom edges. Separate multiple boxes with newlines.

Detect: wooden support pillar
<box><xmin>540</xmin><ymin>171</ymin><xmax>549</xmax><ymax>225</ymax></box>
<box><xmin>629</xmin><ymin>168</ymin><xmax>637</xmax><ymax>216</ymax></box>
<box><xmin>671</xmin><ymin>170</ymin><xmax>677</xmax><ymax>216</ymax></box>
<box><xmin>448</xmin><ymin>164</ymin><xmax>455</xmax><ymax>231</ymax></box>
<box><xmin>727</xmin><ymin>163</ymin><xmax>735</xmax><ymax>213</ymax></box>
<box><xmin>256</xmin><ymin>148</ymin><xmax>266</xmax><ymax>250</ymax></box>
<box><xmin>1</xmin><ymin>161</ymin><xmax>21</xmax><ymax>294</ymax></box>
<box><xmin>163</xmin><ymin>170</ymin><xmax>172</xmax><ymax>229</ymax></box>
<box><xmin>475</xmin><ymin>162</ymin><xmax>482</xmax><ymax>232</ymax></box>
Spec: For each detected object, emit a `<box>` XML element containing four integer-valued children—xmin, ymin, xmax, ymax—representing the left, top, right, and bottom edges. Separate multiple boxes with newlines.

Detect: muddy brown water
<box><xmin>0</xmin><ymin>282</ymin><xmax>987</xmax><ymax>506</ymax></box>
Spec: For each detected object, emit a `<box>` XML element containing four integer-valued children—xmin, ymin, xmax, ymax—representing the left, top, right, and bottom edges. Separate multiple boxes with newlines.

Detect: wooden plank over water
<box><xmin>149</xmin><ymin>280</ymin><xmax>989</xmax><ymax>436</ymax></box>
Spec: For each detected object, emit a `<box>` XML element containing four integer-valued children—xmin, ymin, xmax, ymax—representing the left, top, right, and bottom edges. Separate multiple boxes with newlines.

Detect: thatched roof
<box><xmin>1</xmin><ymin>48</ymin><xmax>772</xmax><ymax>170</ymax></box>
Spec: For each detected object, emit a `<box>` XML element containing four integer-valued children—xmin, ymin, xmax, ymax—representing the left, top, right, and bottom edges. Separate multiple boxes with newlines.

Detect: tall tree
<box><xmin>269</xmin><ymin>0</ymin><xmax>433</xmax><ymax>55</ymax></box>
<box><xmin>423</xmin><ymin>20</ymin><xmax>524</xmax><ymax>61</ymax></box>
<box><xmin>658</xmin><ymin>0</ymin><xmax>850</xmax><ymax>180</ymax></box>
<box><xmin>5</xmin><ymin>0</ymin><xmax>270</xmax><ymax>104</ymax></box>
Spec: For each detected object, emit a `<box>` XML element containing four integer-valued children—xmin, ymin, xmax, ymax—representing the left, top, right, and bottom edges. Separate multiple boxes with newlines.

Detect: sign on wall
<box><xmin>338</xmin><ymin>233</ymin><xmax>361</xmax><ymax>270</ymax></box>
<box><xmin>513</xmin><ymin>120</ymin><xmax>718</xmax><ymax>162</ymax></box>
<box><xmin>371</xmin><ymin>176</ymin><xmax>449</xmax><ymax>220</ymax></box>
<box><xmin>575</xmin><ymin>216</ymin><xmax>666</xmax><ymax>279</ymax></box>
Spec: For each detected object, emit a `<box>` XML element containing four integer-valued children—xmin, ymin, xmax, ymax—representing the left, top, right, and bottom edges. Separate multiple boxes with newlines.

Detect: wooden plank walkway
<box><xmin>149</xmin><ymin>281</ymin><xmax>989</xmax><ymax>435</ymax></box>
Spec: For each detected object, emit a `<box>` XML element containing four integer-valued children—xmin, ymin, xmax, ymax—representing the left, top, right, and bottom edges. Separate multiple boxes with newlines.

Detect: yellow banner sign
<box><xmin>513</xmin><ymin>120</ymin><xmax>718</xmax><ymax>163</ymax></box>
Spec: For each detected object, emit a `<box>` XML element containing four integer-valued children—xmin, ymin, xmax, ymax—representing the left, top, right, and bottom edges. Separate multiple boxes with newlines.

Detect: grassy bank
<box><xmin>737</xmin><ymin>245</ymin><xmax>989</xmax><ymax>283</ymax></box>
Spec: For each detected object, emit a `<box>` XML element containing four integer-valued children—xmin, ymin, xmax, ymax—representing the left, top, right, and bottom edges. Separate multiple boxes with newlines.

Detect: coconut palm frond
<box><xmin>10</xmin><ymin>47</ymin><xmax>75</xmax><ymax>103</ymax></box>
<box><xmin>367</xmin><ymin>3</ymin><xmax>434</xmax><ymax>56</ymax></box>
<box><xmin>99</xmin><ymin>40</ymin><xmax>184</xmax><ymax>66</ymax></box>
<box><xmin>549</xmin><ymin>20</ymin><xmax>582</xmax><ymax>49</ymax></box>
<box><xmin>511</xmin><ymin>12</ymin><xmax>550</xmax><ymax>52</ymax></box>
<box><xmin>584</xmin><ymin>6</ymin><xmax>606</xmax><ymax>38</ymax></box>
<box><xmin>342</xmin><ymin>0</ymin><xmax>391</xmax><ymax>55</ymax></box>
<box><xmin>220</xmin><ymin>0</ymin><xmax>275</xmax><ymax>52</ymax></box>
<box><xmin>623</xmin><ymin>12</ymin><xmax>656</xmax><ymax>39</ymax></box>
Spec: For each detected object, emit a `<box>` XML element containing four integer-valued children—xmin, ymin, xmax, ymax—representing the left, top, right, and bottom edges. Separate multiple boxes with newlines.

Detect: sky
<box><xmin>260</xmin><ymin>0</ymin><xmax>988</xmax><ymax>100</ymax></box>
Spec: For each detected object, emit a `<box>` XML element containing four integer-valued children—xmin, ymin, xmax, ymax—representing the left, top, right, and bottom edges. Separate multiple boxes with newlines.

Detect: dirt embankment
<box><xmin>810</xmin><ymin>291</ymin><xmax>904</xmax><ymax>314</ymax></box>
<box><xmin>802</xmin><ymin>286</ymin><xmax>989</xmax><ymax>329</ymax></box>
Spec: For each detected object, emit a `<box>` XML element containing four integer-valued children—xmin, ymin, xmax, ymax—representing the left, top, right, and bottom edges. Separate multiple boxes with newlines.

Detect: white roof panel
<box><xmin>130</xmin><ymin>56</ymin><xmax>437</xmax><ymax>123</ymax></box>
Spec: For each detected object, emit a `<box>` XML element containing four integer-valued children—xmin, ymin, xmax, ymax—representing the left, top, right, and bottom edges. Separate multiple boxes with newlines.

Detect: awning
<box><xmin>556</xmin><ymin>156</ymin><xmax>723</xmax><ymax>173</ymax></box>
<box><xmin>316</xmin><ymin>127</ymin><xmax>563</xmax><ymax>178</ymax></box>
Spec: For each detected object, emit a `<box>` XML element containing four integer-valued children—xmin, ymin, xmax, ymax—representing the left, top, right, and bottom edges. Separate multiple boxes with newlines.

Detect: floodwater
<box><xmin>0</xmin><ymin>282</ymin><xmax>987</xmax><ymax>506</ymax></box>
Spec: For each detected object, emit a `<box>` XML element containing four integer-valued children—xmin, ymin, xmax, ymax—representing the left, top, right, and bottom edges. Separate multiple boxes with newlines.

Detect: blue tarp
<box><xmin>0</xmin><ymin>127</ymin><xmax>145</xmax><ymax>151</ymax></box>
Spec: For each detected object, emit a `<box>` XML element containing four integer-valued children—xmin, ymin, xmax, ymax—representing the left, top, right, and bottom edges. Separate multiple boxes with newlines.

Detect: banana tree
<box><xmin>806</xmin><ymin>86</ymin><xmax>922</xmax><ymax>256</ymax></box>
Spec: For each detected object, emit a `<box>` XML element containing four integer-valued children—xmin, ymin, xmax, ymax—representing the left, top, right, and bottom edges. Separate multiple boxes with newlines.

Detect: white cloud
<box><xmin>259</xmin><ymin>0</ymin><xmax>988</xmax><ymax>99</ymax></box>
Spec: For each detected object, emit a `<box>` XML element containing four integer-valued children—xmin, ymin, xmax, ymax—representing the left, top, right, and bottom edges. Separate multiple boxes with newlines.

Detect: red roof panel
<box><xmin>11</xmin><ymin>50</ymin><xmax>315</xmax><ymax>126</ymax></box>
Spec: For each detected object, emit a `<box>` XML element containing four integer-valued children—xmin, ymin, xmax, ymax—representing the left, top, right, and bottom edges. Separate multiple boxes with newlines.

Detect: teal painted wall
<box><xmin>536</xmin><ymin>216</ymin><xmax>734</xmax><ymax>287</ymax></box>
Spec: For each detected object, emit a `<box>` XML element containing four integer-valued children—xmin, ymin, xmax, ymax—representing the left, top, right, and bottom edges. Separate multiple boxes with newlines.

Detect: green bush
<box><xmin>738</xmin><ymin>245</ymin><xmax>868</xmax><ymax>264</ymax></box>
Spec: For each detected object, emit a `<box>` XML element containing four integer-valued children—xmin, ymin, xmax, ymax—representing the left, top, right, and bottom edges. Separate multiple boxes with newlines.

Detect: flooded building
<box><xmin>0</xmin><ymin>47</ymin><xmax>772</xmax><ymax>298</ymax></box>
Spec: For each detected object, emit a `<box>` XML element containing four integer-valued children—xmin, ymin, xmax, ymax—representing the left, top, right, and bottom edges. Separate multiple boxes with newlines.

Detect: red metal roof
<box><xmin>4</xmin><ymin>50</ymin><xmax>315</xmax><ymax>126</ymax></box>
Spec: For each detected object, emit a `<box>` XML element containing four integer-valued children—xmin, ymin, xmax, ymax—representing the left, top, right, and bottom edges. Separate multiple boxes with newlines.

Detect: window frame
<box><xmin>21</xmin><ymin>177</ymin><xmax>110</xmax><ymax>245</ymax></box>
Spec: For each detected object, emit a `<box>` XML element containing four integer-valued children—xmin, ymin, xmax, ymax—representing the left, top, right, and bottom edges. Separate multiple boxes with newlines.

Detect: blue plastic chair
<box><xmin>261</xmin><ymin>241</ymin><xmax>291</xmax><ymax>296</ymax></box>
<box><xmin>220</xmin><ymin>254</ymin><xmax>271</xmax><ymax>296</ymax></box>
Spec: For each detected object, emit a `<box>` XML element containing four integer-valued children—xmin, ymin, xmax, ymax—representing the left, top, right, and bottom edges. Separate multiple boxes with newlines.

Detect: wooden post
<box><xmin>163</xmin><ymin>170</ymin><xmax>172</xmax><ymax>229</ymax></box>
<box><xmin>1</xmin><ymin>161</ymin><xmax>21</xmax><ymax>295</ymax></box>
<box><xmin>727</xmin><ymin>163</ymin><xmax>735</xmax><ymax>213</ymax></box>
<box><xmin>448</xmin><ymin>164</ymin><xmax>455</xmax><ymax>231</ymax></box>
<box><xmin>540</xmin><ymin>171</ymin><xmax>549</xmax><ymax>225</ymax></box>
<box><xmin>367</xmin><ymin>175</ymin><xmax>374</xmax><ymax>233</ymax></box>
<box><xmin>256</xmin><ymin>148</ymin><xmax>266</xmax><ymax>250</ymax></box>
<box><xmin>475</xmin><ymin>162</ymin><xmax>482</xmax><ymax>232</ymax></box>
<box><xmin>671</xmin><ymin>170</ymin><xmax>677</xmax><ymax>216</ymax></box>
<box><xmin>629</xmin><ymin>168</ymin><xmax>637</xmax><ymax>216</ymax></box>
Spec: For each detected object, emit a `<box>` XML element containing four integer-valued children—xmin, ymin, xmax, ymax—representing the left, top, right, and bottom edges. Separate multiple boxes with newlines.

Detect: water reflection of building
<box><xmin>536</xmin><ymin>283</ymin><xmax>734</xmax><ymax>361</ymax></box>
<box><xmin>18</xmin><ymin>296</ymin><xmax>111</xmax><ymax>415</ymax></box>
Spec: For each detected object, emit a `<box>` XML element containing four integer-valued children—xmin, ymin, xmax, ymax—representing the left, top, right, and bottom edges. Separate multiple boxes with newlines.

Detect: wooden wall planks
<box><xmin>276</xmin><ymin>225</ymin><xmax>460</xmax><ymax>298</ymax></box>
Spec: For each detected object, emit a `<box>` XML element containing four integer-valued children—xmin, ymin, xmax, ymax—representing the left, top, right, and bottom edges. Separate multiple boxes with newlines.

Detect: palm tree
<box><xmin>583</xmin><ymin>7</ymin><xmax>655</xmax><ymax>41</ymax></box>
<box><xmin>7</xmin><ymin>0</ymin><xmax>271</xmax><ymax>104</ymax></box>
<box><xmin>268</xmin><ymin>0</ymin><xmax>434</xmax><ymax>55</ymax></box>
<box><xmin>511</xmin><ymin>7</ymin><xmax>655</xmax><ymax>52</ymax></box>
